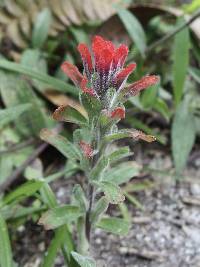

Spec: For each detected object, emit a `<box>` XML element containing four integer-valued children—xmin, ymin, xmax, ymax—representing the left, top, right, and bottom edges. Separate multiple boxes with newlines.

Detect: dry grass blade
<box><xmin>0</xmin><ymin>0</ymin><xmax>130</xmax><ymax>52</ymax></box>
<box><xmin>44</xmin><ymin>90</ymin><xmax>87</xmax><ymax>116</ymax></box>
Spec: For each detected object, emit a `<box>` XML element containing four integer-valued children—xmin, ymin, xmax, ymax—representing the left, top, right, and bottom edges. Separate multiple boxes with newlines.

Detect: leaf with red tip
<box><xmin>79</xmin><ymin>141</ymin><xmax>94</xmax><ymax>158</ymax></box>
<box><xmin>129</xmin><ymin>129</ymin><xmax>156</xmax><ymax>143</ymax></box>
<box><xmin>125</xmin><ymin>75</ymin><xmax>160</xmax><ymax>96</ymax></box>
<box><xmin>61</xmin><ymin>61</ymin><xmax>83</xmax><ymax>87</ymax></box>
<box><xmin>111</xmin><ymin>107</ymin><xmax>125</xmax><ymax>120</ymax></box>
<box><xmin>52</xmin><ymin>105</ymin><xmax>88</xmax><ymax>125</ymax></box>
<box><xmin>77</xmin><ymin>43</ymin><xmax>93</xmax><ymax>72</ymax></box>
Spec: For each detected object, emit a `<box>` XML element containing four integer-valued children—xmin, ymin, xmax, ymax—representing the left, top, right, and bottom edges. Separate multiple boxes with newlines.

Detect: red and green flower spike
<box><xmin>61</xmin><ymin>35</ymin><xmax>159</xmax><ymax>101</ymax></box>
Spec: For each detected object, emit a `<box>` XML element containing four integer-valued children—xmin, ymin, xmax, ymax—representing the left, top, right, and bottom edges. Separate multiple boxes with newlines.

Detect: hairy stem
<box><xmin>85</xmin><ymin>184</ymin><xmax>94</xmax><ymax>242</ymax></box>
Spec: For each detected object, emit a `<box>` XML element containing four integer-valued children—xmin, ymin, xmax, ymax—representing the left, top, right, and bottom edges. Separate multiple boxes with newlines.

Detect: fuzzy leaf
<box><xmin>38</xmin><ymin>205</ymin><xmax>81</xmax><ymax>230</ymax></box>
<box><xmin>104</xmin><ymin>129</ymin><xmax>156</xmax><ymax>143</ymax></box>
<box><xmin>102</xmin><ymin>162</ymin><xmax>141</xmax><ymax>185</ymax></box>
<box><xmin>40</xmin><ymin>129</ymin><xmax>81</xmax><ymax>160</ymax></box>
<box><xmin>107</xmin><ymin>146</ymin><xmax>133</xmax><ymax>164</ymax></box>
<box><xmin>98</xmin><ymin>181</ymin><xmax>125</xmax><ymax>204</ymax></box>
<box><xmin>80</xmin><ymin>93</ymin><xmax>102</xmax><ymax>119</ymax></box>
<box><xmin>91</xmin><ymin>197</ymin><xmax>109</xmax><ymax>226</ymax></box>
<box><xmin>73</xmin><ymin>184</ymin><xmax>88</xmax><ymax>212</ymax></box>
<box><xmin>71</xmin><ymin>251</ymin><xmax>96</xmax><ymax>267</ymax></box>
<box><xmin>89</xmin><ymin>156</ymin><xmax>109</xmax><ymax>181</ymax></box>
<box><xmin>52</xmin><ymin>105</ymin><xmax>88</xmax><ymax>125</ymax></box>
<box><xmin>97</xmin><ymin>217</ymin><xmax>130</xmax><ymax>235</ymax></box>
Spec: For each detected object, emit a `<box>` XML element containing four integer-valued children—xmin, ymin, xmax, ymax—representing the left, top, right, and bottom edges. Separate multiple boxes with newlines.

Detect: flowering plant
<box><xmin>39</xmin><ymin>35</ymin><xmax>159</xmax><ymax>266</ymax></box>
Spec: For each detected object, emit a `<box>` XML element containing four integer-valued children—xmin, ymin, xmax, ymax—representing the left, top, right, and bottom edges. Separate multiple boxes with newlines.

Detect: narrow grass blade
<box><xmin>0</xmin><ymin>213</ymin><xmax>13</xmax><ymax>267</ymax></box>
<box><xmin>0</xmin><ymin>60</ymin><xmax>78</xmax><ymax>96</ymax></box>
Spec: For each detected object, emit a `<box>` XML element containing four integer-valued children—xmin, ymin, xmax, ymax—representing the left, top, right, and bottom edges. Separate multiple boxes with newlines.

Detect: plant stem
<box><xmin>85</xmin><ymin>132</ymin><xmax>101</xmax><ymax>245</ymax></box>
<box><xmin>85</xmin><ymin>184</ymin><xmax>94</xmax><ymax>242</ymax></box>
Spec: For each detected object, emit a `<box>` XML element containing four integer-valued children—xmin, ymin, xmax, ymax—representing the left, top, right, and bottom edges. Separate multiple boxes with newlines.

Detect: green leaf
<box><xmin>32</xmin><ymin>8</ymin><xmax>52</xmax><ymax>48</ymax></box>
<box><xmin>118</xmin><ymin>203</ymin><xmax>131</xmax><ymax>222</ymax></box>
<box><xmin>107</xmin><ymin>146</ymin><xmax>133</xmax><ymax>164</ymax></box>
<box><xmin>103</xmin><ymin>161</ymin><xmax>141</xmax><ymax>185</ymax></box>
<box><xmin>0</xmin><ymin>156</ymin><xmax>14</xmax><ymax>186</ymax></box>
<box><xmin>141</xmin><ymin>83</ymin><xmax>159</xmax><ymax>109</ymax></box>
<box><xmin>38</xmin><ymin>205</ymin><xmax>81</xmax><ymax>230</ymax></box>
<box><xmin>118</xmin><ymin>8</ymin><xmax>146</xmax><ymax>55</ymax></box>
<box><xmin>39</xmin><ymin>184</ymin><xmax>75</xmax><ymax>265</ymax></box>
<box><xmin>0</xmin><ymin>213</ymin><xmax>13</xmax><ymax>267</ymax></box>
<box><xmin>183</xmin><ymin>0</ymin><xmax>200</xmax><ymax>13</ymax></box>
<box><xmin>98</xmin><ymin>181</ymin><xmax>125</xmax><ymax>204</ymax></box>
<box><xmin>124</xmin><ymin>192</ymin><xmax>144</xmax><ymax>210</ymax></box>
<box><xmin>97</xmin><ymin>217</ymin><xmax>130</xmax><ymax>235</ymax></box>
<box><xmin>0</xmin><ymin>104</ymin><xmax>32</xmax><ymax>128</ymax></box>
<box><xmin>89</xmin><ymin>156</ymin><xmax>109</xmax><ymax>181</ymax></box>
<box><xmin>80</xmin><ymin>93</ymin><xmax>102</xmax><ymax>119</ymax></box>
<box><xmin>41</xmin><ymin>226</ymin><xmax>66</xmax><ymax>267</ymax></box>
<box><xmin>91</xmin><ymin>196</ymin><xmax>109</xmax><ymax>226</ymax></box>
<box><xmin>72</xmin><ymin>184</ymin><xmax>88</xmax><ymax>212</ymax></box>
<box><xmin>73</xmin><ymin>128</ymin><xmax>91</xmax><ymax>145</ymax></box>
<box><xmin>189</xmin><ymin>67</ymin><xmax>200</xmax><ymax>84</ymax></box>
<box><xmin>53</xmin><ymin>105</ymin><xmax>88</xmax><ymax>125</ymax></box>
<box><xmin>2</xmin><ymin>205</ymin><xmax>46</xmax><ymax>220</ymax></box>
<box><xmin>40</xmin><ymin>129</ymin><xmax>81</xmax><ymax>160</ymax></box>
<box><xmin>71</xmin><ymin>251</ymin><xmax>96</xmax><ymax>267</ymax></box>
<box><xmin>21</xmin><ymin>49</ymin><xmax>48</xmax><ymax>92</ymax></box>
<box><xmin>104</xmin><ymin>130</ymin><xmax>130</xmax><ymax>142</ymax></box>
<box><xmin>3</xmin><ymin>181</ymin><xmax>44</xmax><ymax>205</ymax></box>
<box><xmin>0</xmin><ymin>59</ymin><xmax>78</xmax><ymax>95</ymax></box>
<box><xmin>154</xmin><ymin>98</ymin><xmax>171</xmax><ymax>121</ymax></box>
<box><xmin>172</xmin><ymin>18</ymin><xmax>190</xmax><ymax>105</ymax></box>
<box><xmin>172</xmin><ymin>100</ymin><xmax>196</xmax><ymax>173</ymax></box>
<box><xmin>0</xmin><ymin>72</ymin><xmax>48</xmax><ymax>136</ymax></box>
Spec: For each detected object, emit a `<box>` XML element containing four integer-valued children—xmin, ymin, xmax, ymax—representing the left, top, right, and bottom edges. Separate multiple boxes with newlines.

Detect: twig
<box><xmin>146</xmin><ymin>9</ymin><xmax>200</xmax><ymax>53</ymax></box>
<box><xmin>182</xmin><ymin>196</ymin><xmax>200</xmax><ymax>206</ymax></box>
<box><xmin>120</xmin><ymin>247</ymin><xmax>165</xmax><ymax>261</ymax></box>
<box><xmin>0</xmin><ymin>142</ymin><xmax>48</xmax><ymax>193</ymax></box>
<box><xmin>0</xmin><ymin>138</ymin><xmax>36</xmax><ymax>155</ymax></box>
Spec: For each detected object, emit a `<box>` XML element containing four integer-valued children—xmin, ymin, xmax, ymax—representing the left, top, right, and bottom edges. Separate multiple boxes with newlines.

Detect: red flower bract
<box><xmin>111</xmin><ymin>107</ymin><xmax>125</xmax><ymax>120</ymax></box>
<box><xmin>61</xmin><ymin>35</ymin><xmax>159</xmax><ymax>101</ymax></box>
<box><xmin>79</xmin><ymin>141</ymin><xmax>93</xmax><ymax>158</ymax></box>
<box><xmin>125</xmin><ymin>75</ymin><xmax>160</xmax><ymax>97</ymax></box>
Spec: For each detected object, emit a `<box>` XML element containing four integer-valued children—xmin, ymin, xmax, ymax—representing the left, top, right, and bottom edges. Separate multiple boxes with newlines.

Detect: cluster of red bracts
<box><xmin>61</xmin><ymin>36</ymin><xmax>159</xmax><ymax>157</ymax></box>
<box><xmin>61</xmin><ymin>35</ymin><xmax>159</xmax><ymax>100</ymax></box>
